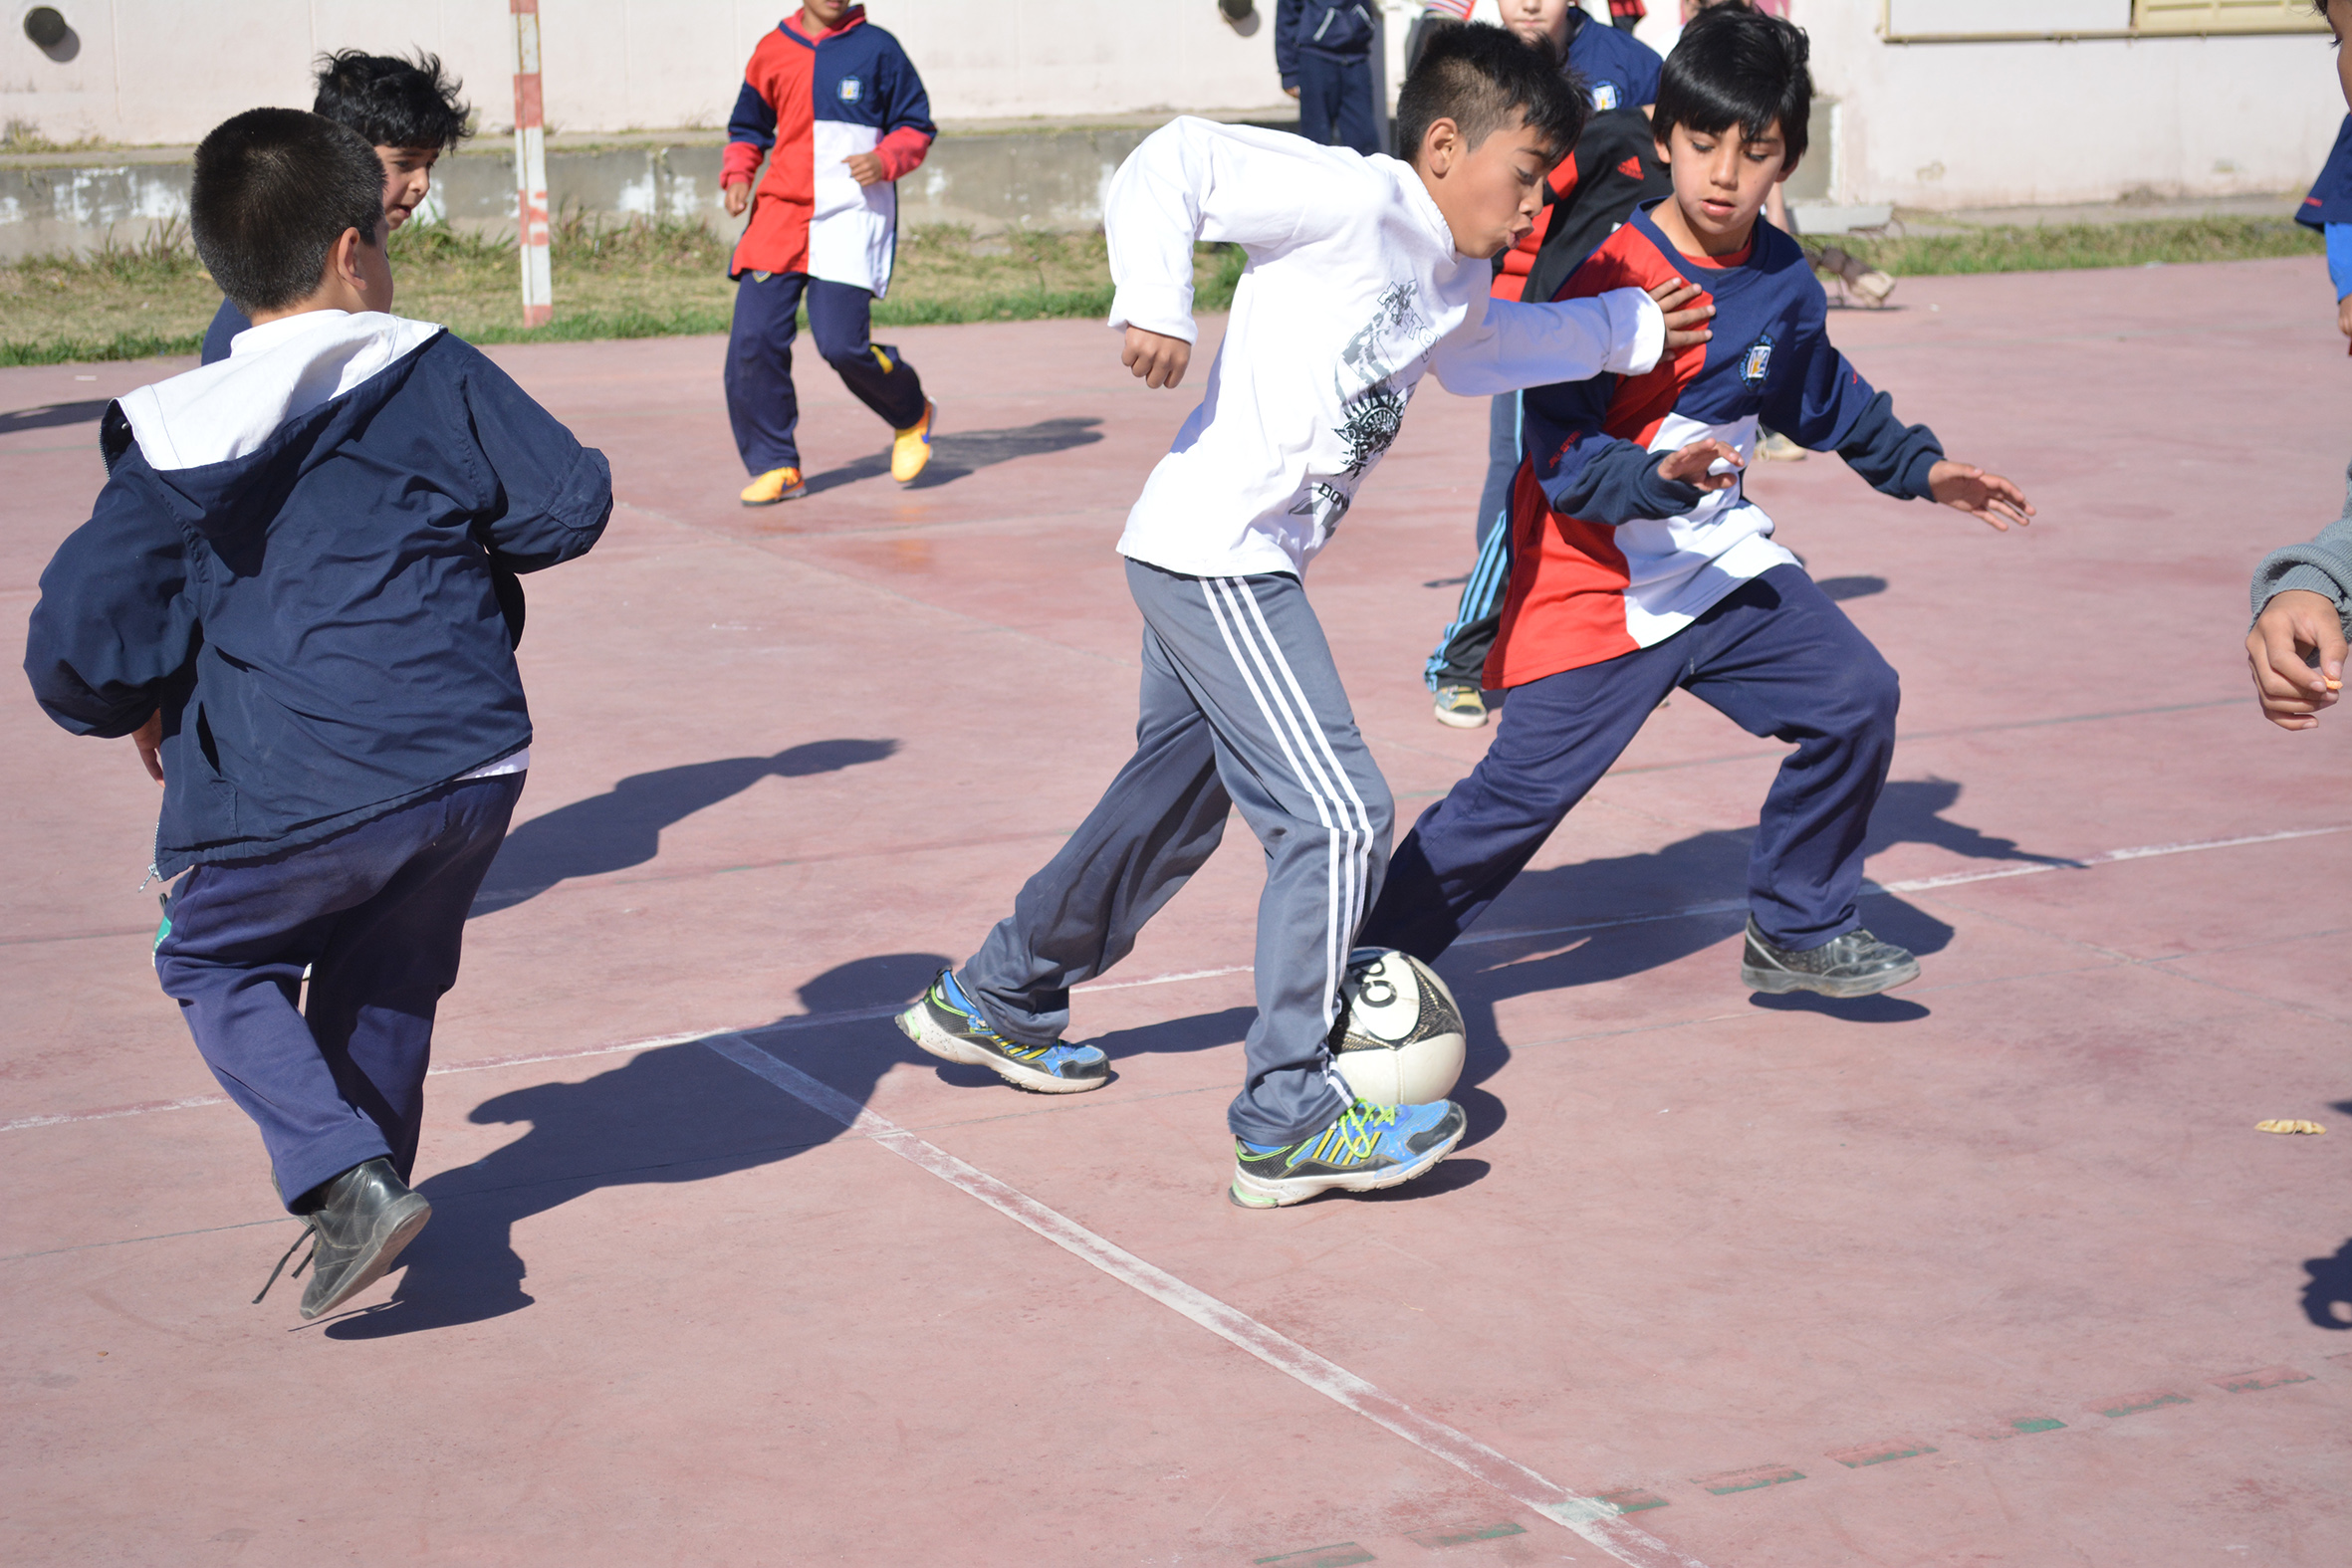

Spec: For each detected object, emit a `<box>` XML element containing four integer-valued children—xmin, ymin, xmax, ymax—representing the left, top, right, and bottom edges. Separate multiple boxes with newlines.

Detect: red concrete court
<box><xmin>4</xmin><ymin>257</ymin><xmax>2349</xmax><ymax>1567</ymax></box>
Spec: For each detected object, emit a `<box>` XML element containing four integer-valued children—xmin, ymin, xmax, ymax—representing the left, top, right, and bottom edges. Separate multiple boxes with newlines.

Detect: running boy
<box><xmin>723</xmin><ymin>1</ymin><xmax>937</xmax><ymax>504</ymax></box>
<box><xmin>199</xmin><ymin>50</ymin><xmax>471</xmax><ymax>364</ymax></box>
<box><xmin>1361</xmin><ymin>6</ymin><xmax>2033</xmax><ymax>996</ymax></box>
<box><xmin>24</xmin><ymin>109</ymin><xmax>611</xmax><ymax>1319</ymax></box>
<box><xmin>895</xmin><ymin>25</ymin><xmax>1707</xmax><ymax>1209</ymax></box>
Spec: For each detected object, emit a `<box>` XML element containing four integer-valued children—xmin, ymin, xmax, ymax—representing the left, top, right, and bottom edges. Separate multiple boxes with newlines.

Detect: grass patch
<box><xmin>0</xmin><ymin>213</ymin><xmax>1243</xmax><ymax>365</ymax></box>
<box><xmin>9</xmin><ymin>210</ymin><xmax>2298</xmax><ymax>366</ymax></box>
<box><xmin>1839</xmin><ymin>215</ymin><xmax>2322</xmax><ymax>277</ymax></box>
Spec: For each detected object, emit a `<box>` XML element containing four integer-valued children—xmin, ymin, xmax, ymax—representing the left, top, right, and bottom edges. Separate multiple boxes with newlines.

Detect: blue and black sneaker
<box><xmin>1229</xmin><ymin>1097</ymin><xmax>1466</xmax><ymax>1209</ymax></box>
<box><xmin>895</xmin><ymin>969</ymin><xmax>1111</xmax><ymax>1094</ymax></box>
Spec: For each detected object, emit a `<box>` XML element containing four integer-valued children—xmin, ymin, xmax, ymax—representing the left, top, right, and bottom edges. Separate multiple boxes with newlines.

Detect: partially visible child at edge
<box><xmin>2248</xmin><ymin>0</ymin><xmax>2352</xmax><ymax>726</ymax></box>
<box><xmin>23</xmin><ymin>110</ymin><xmax>611</xmax><ymax>1321</ymax></box>
<box><xmin>893</xmin><ymin>25</ymin><xmax>1712</xmax><ymax>1211</ymax></box>
<box><xmin>722</xmin><ymin>0</ymin><xmax>938</xmax><ymax>506</ymax></box>
<box><xmin>1277</xmin><ymin>2</ymin><xmax>1381</xmax><ymax>156</ymax></box>
<box><xmin>199</xmin><ymin>50</ymin><xmax>470</xmax><ymax>364</ymax></box>
<box><xmin>1356</xmin><ymin>5</ymin><xmax>2034</xmax><ymax>1004</ymax></box>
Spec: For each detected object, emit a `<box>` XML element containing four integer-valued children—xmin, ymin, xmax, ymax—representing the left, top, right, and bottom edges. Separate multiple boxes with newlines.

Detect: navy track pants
<box><xmin>726</xmin><ymin>271</ymin><xmax>927</xmax><ymax>474</ymax></box>
<box><xmin>154</xmin><ymin>774</ymin><xmax>524</xmax><ymax>1210</ymax></box>
<box><xmin>1296</xmin><ymin>51</ymin><xmax>1380</xmax><ymax>157</ymax></box>
<box><xmin>1367</xmin><ymin>565</ymin><xmax>1899</xmax><ymax>961</ymax></box>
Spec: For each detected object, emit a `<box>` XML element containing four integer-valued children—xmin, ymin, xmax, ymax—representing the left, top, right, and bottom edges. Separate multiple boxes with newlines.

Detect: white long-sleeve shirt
<box><xmin>1105</xmin><ymin>116</ymin><xmax>1664</xmax><ymax>579</ymax></box>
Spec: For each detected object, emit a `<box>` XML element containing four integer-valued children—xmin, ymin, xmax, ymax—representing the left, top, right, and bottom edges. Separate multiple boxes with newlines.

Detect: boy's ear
<box><xmin>1773</xmin><ymin>153</ymin><xmax>1801</xmax><ymax>186</ymax></box>
<box><xmin>1416</xmin><ymin>115</ymin><xmax>1462</xmax><ymax>176</ymax></box>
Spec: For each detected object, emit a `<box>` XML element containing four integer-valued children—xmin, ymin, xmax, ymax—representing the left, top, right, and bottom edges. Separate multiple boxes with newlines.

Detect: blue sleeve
<box><xmin>199</xmin><ymin>296</ymin><xmax>248</xmax><ymax>366</ymax></box>
<box><xmin>727</xmin><ymin>78</ymin><xmax>777</xmax><ymax>152</ymax></box>
<box><xmin>1758</xmin><ymin>281</ymin><xmax>1943</xmax><ymax>500</ymax></box>
<box><xmin>22</xmin><ymin>455</ymin><xmax>199</xmax><ymax>738</ymax></box>
<box><xmin>878</xmin><ymin>37</ymin><xmax>936</xmax><ymax>138</ymax></box>
<box><xmin>451</xmin><ymin>345</ymin><xmax>613</xmax><ymax>573</ymax></box>
<box><xmin>2328</xmin><ymin>223</ymin><xmax>2352</xmax><ymax>301</ymax></box>
<box><xmin>1276</xmin><ymin>0</ymin><xmax>1303</xmax><ymax>86</ymax></box>
<box><xmin>1524</xmin><ymin>373</ymin><xmax>1707</xmax><ymax>525</ymax></box>
<box><xmin>1626</xmin><ymin>40</ymin><xmax>1662</xmax><ymax>108</ymax></box>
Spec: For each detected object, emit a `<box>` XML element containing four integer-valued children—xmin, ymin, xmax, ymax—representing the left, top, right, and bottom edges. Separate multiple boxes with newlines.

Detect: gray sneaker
<box><xmin>1740</xmin><ymin>917</ymin><xmax>1920</xmax><ymax>998</ymax></box>
<box><xmin>1433</xmin><ymin>683</ymin><xmax>1488</xmax><ymax>729</ymax></box>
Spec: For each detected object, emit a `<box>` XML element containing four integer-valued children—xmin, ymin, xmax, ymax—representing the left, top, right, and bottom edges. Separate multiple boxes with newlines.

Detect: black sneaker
<box><xmin>1739</xmin><ymin>917</ymin><xmax>1920</xmax><ymax>998</ymax></box>
<box><xmin>253</xmin><ymin>1158</ymin><xmax>431</xmax><ymax>1319</ymax></box>
<box><xmin>1230</xmin><ymin>1097</ymin><xmax>1466</xmax><ymax>1209</ymax></box>
<box><xmin>895</xmin><ymin>969</ymin><xmax>1110</xmax><ymax>1093</ymax></box>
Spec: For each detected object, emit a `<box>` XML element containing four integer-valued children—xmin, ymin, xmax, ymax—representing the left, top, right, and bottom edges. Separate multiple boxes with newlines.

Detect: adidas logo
<box><xmin>1616</xmin><ymin>154</ymin><xmax>1644</xmax><ymax>180</ymax></box>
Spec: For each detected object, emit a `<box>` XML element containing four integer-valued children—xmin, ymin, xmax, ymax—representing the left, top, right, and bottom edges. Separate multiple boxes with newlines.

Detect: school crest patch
<box><xmin>1590</xmin><ymin>82</ymin><xmax>1620</xmax><ymax>112</ymax></box>
<box><xmin>838</xmin><ymin>77</ymin><xmax>862</xmax><ymax>103</ymax></box>
<box><xmin>1740</xmin><ymin>334</ymin><xmax>1774</xmax><ymax>388</ymax></box>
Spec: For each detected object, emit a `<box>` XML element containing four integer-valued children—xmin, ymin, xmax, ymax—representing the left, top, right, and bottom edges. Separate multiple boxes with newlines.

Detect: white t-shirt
<box><xmin>1104</xmin><ymin>117</ymin><xmax>1663</xmax><ymax>579</ymax></box>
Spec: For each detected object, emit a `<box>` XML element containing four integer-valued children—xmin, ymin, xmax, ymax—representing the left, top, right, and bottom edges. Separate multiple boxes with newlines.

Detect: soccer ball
<box><xmin>1327</xmin><ymin>947</ymin><xmax>1467</xmax><ymax>1107</ymax></box>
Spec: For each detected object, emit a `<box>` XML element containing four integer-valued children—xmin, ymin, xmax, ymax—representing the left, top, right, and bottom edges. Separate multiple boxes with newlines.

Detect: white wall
<box><xmin>1663</xmin><ymin>0</ymin><xmax>2346</xmax><ymax>209</ymax></box>
<box><xmin>0</xmin><ymin>1</ymin><xmax>1293</xmax><ymax>146</ymax></box>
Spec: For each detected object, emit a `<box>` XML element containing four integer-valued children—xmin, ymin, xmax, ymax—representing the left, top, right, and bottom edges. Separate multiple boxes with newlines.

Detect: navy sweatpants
<box><xmin>153</xmin><ymin>775</ymin><xmax>524</xmax><ymax>1211</ymax></box>
<box><xmin>1296</xmin><ymin>51</ymin><xmax>1380</xmax><ymax>156</ymax></box>
<box><xmin>1364</xmin><ymin>565</ymin><xmax>1898</xmax><ymax>961</ymax></box>
<box><xmin>726</xmin><ymin>271</ymin><xmax>927</xmax><ymax>474</ymax></box>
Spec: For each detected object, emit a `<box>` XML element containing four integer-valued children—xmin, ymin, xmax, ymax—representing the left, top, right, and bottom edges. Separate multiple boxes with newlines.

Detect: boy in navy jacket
<box><xmin>1278</xmin><ymin>2</ymin><xmax>1381</xmax><ymax>155</ymax></box>
<box><xmin>23</xmin><ymin>110</ymin><xmax>611</xmax><ymax>1320</ymax></box>
<box><xmin>1361</xmin><ymin>7</ymin><xmax>2032</xmax><ymax>999</ymax></box>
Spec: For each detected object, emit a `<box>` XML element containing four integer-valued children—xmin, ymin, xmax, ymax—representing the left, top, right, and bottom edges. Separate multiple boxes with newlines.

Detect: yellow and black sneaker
<box><xmin>894</xmin><ymin>968</ymin><xmax>1110</xmax><ymax>1094</ymax></box>
<box><xmin>1432</xmin><ymin>683</ymin><xmax>1488</xmax><ymax>729</ymax></box>
<box><xmin>891</xmin><ymin>399</ymin><xmax>936</xmax><ymax>485</ymax></box>
<box><xmin>1230</xmin><ymin>1097</ymin><xmax>1466</xmax><ymax>1209</ymax></box>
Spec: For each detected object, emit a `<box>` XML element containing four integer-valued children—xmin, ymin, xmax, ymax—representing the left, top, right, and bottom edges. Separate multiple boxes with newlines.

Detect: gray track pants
<box><xmin>958</xmin><ymin>560</ymin><xmax>1394</xmax><ymax>1144</ymax></box>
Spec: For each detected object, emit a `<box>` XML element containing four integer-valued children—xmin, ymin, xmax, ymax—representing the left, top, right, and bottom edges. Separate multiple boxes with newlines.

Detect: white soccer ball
<box><xmin>1327</xmin><ymin>946</ymin><xmax>1467</xmax><ymax>1107</ymax></box>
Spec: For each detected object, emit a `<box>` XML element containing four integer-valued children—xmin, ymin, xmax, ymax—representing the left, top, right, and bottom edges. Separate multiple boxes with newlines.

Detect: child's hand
<box><xmin>1929</xmin><ymin>460</ymin><xmax>2035</xmax><ymax>531</ymax></box>
<box><xmin>1657</xmin><ymin>438</ymin><xmax>1743</xmax><ymax>492</ymax></box>
<box><xmin>2336</xmin><ymin>294</ymin><xmax>2352</xmax><ymax>340</ymax></box>
<box><xmin>1122</xmin><ymin>327</ymin><xmax>1192</xmax><ymax>389</ymax></box>
<box><xmin>723</xmin><ymin>179</ymin><xmax>752</xmax><ymax>218</ymax></box>
<box><xmin>2246</xmin><ymin>588</ymin><xmax>2348</xmax><ymax>730</ymax></box>
<box><xmin>843</xmin><ymin>152</ymin><xmax>888</xmax><ymax>187</ymax></box>
<box><xmin>1650</xmin><ymin>278</ymin><xmax>1714</xmax><ymax>350</ymax></box>
<box><xmin>132</xmin><ymin>711</ymin><xmax>163</xmax><ymax>784</ymax></box>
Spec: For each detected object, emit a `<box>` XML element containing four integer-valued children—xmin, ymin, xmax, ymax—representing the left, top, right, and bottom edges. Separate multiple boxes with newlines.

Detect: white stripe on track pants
<box><xmin>958</xmin><ymin>559</ymin><xmax>1395</xmax><ymax>1144</ymax></box>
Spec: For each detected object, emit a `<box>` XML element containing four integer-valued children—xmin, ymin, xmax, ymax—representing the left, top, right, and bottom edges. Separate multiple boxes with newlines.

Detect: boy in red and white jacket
<box><xmin>722</xmin><ymin>1</ymin><xmax>937</xmax><ymax>504</ymax></box>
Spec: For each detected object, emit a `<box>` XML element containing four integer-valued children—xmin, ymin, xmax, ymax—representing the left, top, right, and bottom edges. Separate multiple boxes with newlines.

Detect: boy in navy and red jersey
<box><xmin>722</xmin><ymin>1</ymin><xmax>937</xmax><ymax>505</ymax></box>
<box><xmin>1362</xmin><ymin>6</ymin><xmax>2035</xmax><ymax>999</ymax></box>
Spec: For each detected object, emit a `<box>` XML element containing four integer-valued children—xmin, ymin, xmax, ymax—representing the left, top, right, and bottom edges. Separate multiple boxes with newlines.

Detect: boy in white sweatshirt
<box><xmin>897</xmin><ymin>24</ymin><xmax>1709</xmax><ymax>1209</ymax></box>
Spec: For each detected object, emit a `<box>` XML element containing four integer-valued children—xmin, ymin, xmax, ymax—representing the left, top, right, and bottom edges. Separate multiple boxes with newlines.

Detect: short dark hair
<box><xmin>1654</xmin><ymin>4</ymin><xmax>1811</xmax><ymax>168</ymax></box>
<box><xmin>313</xmin><ymin>49</ymin><xmax>472</xmax><ymax>149</ymax></box>
<box><xmin>1395</xmin><ymin>22</ymin><xmax>1587</xmax><ymax>169</ymax></box>
<box><xmin>190</xmin><ymin>109</ymin><xmax>386</xmax><ymax>315</ymax></box>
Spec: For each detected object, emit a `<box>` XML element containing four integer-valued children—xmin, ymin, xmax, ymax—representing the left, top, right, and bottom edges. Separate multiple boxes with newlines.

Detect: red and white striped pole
<box><xmin>510</xmin><ymin>0</ymin><xmax>553</xmax><ymax>328</ymax></box>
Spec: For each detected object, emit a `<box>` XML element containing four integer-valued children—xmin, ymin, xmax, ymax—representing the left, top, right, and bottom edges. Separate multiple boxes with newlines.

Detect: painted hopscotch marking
<box><xmin>1826</xmin><ymin>1440</ymin><xmax>1938</xmax><ymax>1468</ymax></box>
<box><xmin>702</xmin><ymin>1030</ymin><xmax>1717</xmax><ymax>1568</ymax></box>
<box><xmin>1691</xmin><ymin>1463</ymin><xmax>1805</xmax><ymax>1496</ymax></box>
<box><xmin>9</xmin><ymin>824</ymin><xmax>2344</xmax><ymax>1136</ymax></box>
<box><xmin>1406</xmin><ymin>1519</ymin><xmax>1529</xmax><ymax>1548</ymax></box>
<box><xmin>2210</xmin><ymin>1366</ymin><xmax>2314</xmax><ymax>1394</ymax></box>
<box><xmin>2091</xmin><ymin>1390</ymin><xmax>2194</xmax><ymax>1419</ymax></box>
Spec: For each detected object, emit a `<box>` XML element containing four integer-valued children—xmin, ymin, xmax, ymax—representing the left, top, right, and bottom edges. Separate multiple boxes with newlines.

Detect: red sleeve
<box><xmin>722</xmin><ymin>141</ymin><xmax>764</xmax><ymax>184</ymax></box>
<box><xmin>871</xmin><ymin>126</ymin><xmax>932</xmax><ymax>181</ymax></box>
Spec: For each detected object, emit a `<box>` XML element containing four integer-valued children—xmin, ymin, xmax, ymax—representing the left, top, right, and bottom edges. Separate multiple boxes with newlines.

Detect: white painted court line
<box><xmin>9</xmin><ymin>823</ymin><xmax>2342</xmax><ymax>1135</ymax></box>
<box><xmin>701</xmin><ymin>1029</ymin><xmax>1715</xmax><ymax>1568</ymax></box>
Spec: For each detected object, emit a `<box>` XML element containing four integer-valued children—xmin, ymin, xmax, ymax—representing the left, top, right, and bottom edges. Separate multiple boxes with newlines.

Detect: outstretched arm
<box><xmin>1430</xmin><ymin>279</ymin><xmax>1711</xmax><ymax>396</ymax></box>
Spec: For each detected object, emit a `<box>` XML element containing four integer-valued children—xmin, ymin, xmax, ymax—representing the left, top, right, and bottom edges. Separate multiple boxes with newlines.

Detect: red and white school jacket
<box><xmin>1488</xmin><ymin>205</ymin><xmax>1947</xmax><ymax>690</ymax></box>
<box><xmin>723</xmin><ymin>7</ymin><xmax>935</xmax><ymax>296</ymax></box>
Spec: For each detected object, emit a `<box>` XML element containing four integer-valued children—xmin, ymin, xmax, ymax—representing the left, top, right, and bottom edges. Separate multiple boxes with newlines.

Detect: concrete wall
<box><xmin>1729</xmin><ymin>0</ymin><xmax>2346</xmax><ymax>211</ymax></box>
<box><xmin>0</xmin><ymin>0</ymin><xmax>1301</xmax><ymax>146</ymax></box>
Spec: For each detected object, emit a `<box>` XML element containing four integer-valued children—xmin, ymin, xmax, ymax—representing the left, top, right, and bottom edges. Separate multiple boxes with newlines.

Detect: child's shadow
<box><xmin>804</xmin><ymin>416</ymin><xmax>1103</xmax><ymax>495</ymax></box>
<box><xmin>322</xmin><ymin>952</ymin><xmax>944</xmax><ymax>1338</ymax></box>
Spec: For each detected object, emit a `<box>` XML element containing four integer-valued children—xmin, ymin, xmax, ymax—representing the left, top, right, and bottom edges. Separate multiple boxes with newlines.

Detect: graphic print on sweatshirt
<box><xmin>1486</xmin><ymin>203</ymin><xmax>1942</xmax><ymax>689</ymax></box>
<box><xmin>1292</xmin><ymin>280</ymin><xmax>1439</xmax><ymax>538</ymax></box>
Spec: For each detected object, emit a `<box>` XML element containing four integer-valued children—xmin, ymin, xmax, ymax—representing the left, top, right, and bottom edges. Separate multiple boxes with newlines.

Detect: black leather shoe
<box><xmin>1740</xmin><ymin>917</ymin><xmax>1920</xmax><ymax>998</ymax></box>
<box><xmin>289</xmin><ymin>1159</ymin><xmax>431</xmax><ymax>1320</ymax></box>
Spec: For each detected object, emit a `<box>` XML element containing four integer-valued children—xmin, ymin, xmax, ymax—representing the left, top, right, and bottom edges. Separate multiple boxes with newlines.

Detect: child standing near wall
<box><xmin>723</xmin><ymin>1</ymin><xmax>938</xmax><ymax>504</ymax></box>
<box><xmin>199</xmin><ymin>51</ymin><xmax>471</xmax><ymax>365</ymax></box>
<box><xmin>1278</xmin><ymin>2</ymin><xmax>1382</xmax><ymax>155</ymax></box>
